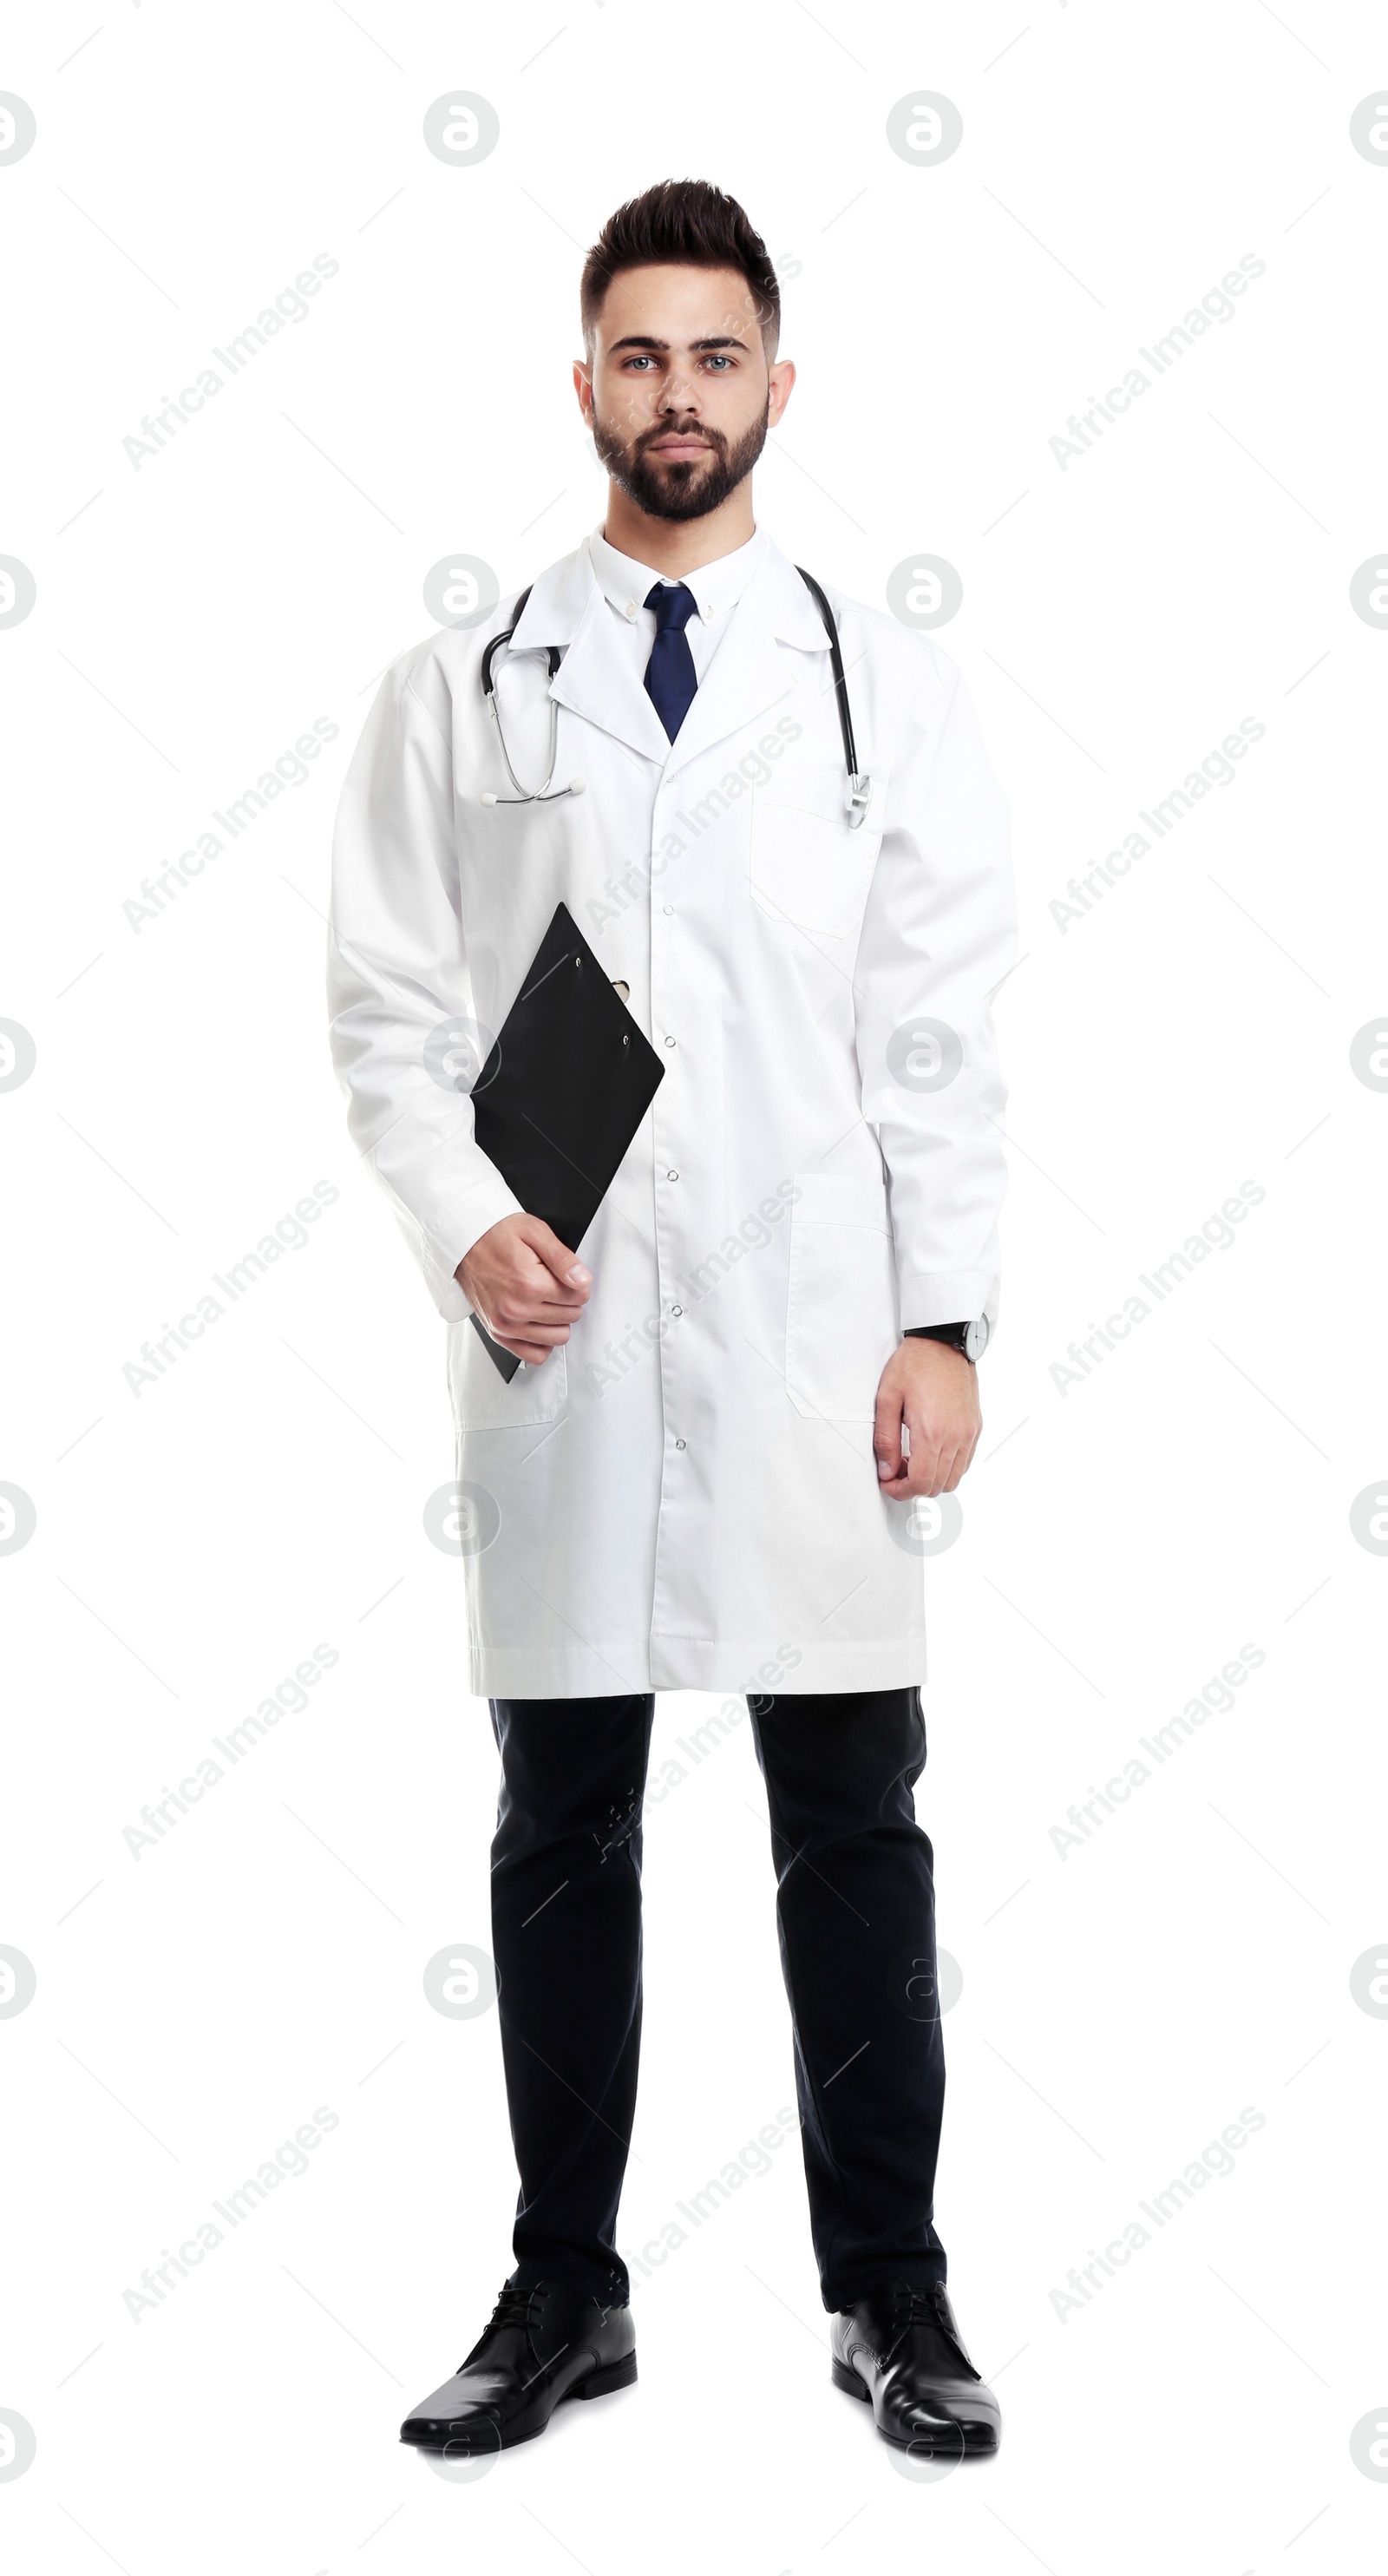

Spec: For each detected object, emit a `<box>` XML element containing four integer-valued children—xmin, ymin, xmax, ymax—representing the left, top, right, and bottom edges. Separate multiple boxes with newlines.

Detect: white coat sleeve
<box><xmin>327</xmin><ymin>656</ymin><xmax>525</xmax><ymax>1322</ymax></box>
<box><xmin>854</xmin><ymin>650</ymin><xmax>1017</xmax><ymax>1337</ymax></box>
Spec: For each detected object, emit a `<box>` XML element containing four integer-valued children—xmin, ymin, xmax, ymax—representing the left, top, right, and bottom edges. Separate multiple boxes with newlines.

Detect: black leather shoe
<box><xmin>830</xmin><ymin>2279</ymin><xmax>1000</xmax><ymax>2455</ymax></box>
<box><xmin>400</xmin><ymin>2278</ymin><xmax>637</xmax><ymax>2455</ymax></box>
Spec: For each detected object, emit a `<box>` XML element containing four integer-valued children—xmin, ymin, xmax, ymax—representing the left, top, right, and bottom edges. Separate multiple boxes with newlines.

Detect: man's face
<box><xmin>575</xmin><ymin>263</ymin><xmax>795</xmax><ymax>523</ymax></box>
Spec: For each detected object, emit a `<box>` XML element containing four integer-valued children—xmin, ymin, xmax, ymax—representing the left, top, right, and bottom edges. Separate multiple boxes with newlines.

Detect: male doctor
<box><xmin>328</xmin><ymin>180</ymin><xmax>1016</xmax><ymax>2459</ymax></box>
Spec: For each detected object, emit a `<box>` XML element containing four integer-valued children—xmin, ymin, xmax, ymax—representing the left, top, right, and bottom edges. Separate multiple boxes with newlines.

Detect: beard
<box><xmin>591</xmin><ymin>403</ymin><xmax>769</xmax><ymax>522</ymax></box>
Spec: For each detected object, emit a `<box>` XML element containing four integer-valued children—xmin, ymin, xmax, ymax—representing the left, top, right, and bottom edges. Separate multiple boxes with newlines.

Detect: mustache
<box><xmin>638</xmin><ymin>421</ymin><xmax>723</xmax><ymax>456</ymax></box>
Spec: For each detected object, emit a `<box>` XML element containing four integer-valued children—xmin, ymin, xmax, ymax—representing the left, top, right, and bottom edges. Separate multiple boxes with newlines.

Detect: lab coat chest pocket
<box><xmin>448</xmin><ymin>1321</ymin><xmax>568</xmax><ymax>1430</ymax></box>
<box><xmin>749</xmin><ymin>771</ymin><xmax>886</xmax><ymax>939</ymax></box>
<box><xmin>785</xmin><ymin>1173</ymin><xmax>900</xmax><ymax>1423</ymax></box>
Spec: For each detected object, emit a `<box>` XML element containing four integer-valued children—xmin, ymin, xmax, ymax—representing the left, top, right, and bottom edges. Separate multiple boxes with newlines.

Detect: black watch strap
<box><xmin>905</xmin><ymin>1320</ymin><xmax>988</xmax><ymax>1361</ymax></box>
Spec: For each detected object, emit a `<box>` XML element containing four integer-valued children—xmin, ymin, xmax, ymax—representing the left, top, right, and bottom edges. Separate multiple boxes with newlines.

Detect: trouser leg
<box><xmin>746</xmin><ymin>1683</ymin><xmax>947</xmax><ymax>2311</ymax></box>
<box><xmin>488</xmin><ymin>1692</ymin><xmax>655</xmax><ymax>2309</ymax></box>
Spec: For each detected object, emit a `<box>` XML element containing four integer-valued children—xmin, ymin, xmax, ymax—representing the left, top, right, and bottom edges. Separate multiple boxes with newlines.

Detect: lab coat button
<box><xmin>666</xmin><ymin>1169</ymin><xmax>678</xmax><ymax>1181</ymax></box>
<box><xmin>671</xmin><ymin>1304</ymin><xmax>683</xmax><ymax>1317</ymax></box>
<box><xmin>664</xmin><ymin>1035</ymin><xmax>676</xmax><ymax>1048</ymax></box>
<box><xmin>663</xmin><ymin>903</ymin><xmax>673</xmax><ymax>915</ymax></box>
<box><xmin>675</xmin><ymin>1438</ymin><xmax>686</xmax><ymax>1450</ymax></box>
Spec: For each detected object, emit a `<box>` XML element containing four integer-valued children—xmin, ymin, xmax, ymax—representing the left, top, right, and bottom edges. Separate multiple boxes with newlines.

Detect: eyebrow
<box><xmin>606</xmin><ymin>333</ymin><xmax>750</xmax><ymax>354</ymax></box>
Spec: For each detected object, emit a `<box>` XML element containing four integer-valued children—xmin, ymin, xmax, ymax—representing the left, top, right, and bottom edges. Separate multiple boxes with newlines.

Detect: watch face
<box><xmin>964</xmin><ymin>1317</ymin><xmax>989</xmax><ymax>1361</ymax></box>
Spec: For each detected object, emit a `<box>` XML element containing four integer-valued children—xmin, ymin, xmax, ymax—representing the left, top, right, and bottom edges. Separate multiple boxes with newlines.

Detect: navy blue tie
<box><xmin>643</xmin><ymin>580</ymin><xmax>699</xmax><ymax>741</ymax></box>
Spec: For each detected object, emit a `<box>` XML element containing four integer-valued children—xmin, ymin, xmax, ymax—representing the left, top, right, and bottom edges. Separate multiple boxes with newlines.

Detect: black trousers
<box><xmin>487</xmin><ymin>1686</ymin><xmax>947</xmax><ymax>2314</ymax></box>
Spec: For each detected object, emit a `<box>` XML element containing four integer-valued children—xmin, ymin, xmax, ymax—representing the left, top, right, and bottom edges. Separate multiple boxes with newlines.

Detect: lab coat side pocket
<box><xmin>784</xmin><ymin>1172</ymin><xmax>900</xmax><ymax>1424</ymax></box>
<box><xmin>448</xmin><ymin>1319</ymin><xmax>569</xmax><ymax>1430</ymax></box>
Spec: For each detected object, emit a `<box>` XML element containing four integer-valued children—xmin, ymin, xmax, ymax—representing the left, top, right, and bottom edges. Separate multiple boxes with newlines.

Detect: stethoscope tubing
<box><xmin>479</xmin><ymin>568</ymin><xmax>870</xmax><ymax>821</ymax></box>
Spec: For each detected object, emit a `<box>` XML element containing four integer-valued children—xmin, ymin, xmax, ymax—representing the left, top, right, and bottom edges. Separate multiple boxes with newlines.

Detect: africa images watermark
<box><xmin>584</xmin><ymin>1180</ymin><xmax>802</xmax><ymax>1397</ymax></box>
<box><xmin>644</xmin><ymin>1652</ymin><xmax>807</xmax><ymax>1806</ymax></box>
<box><xmin>584</xmin><ymin>714</ymin><xmax>805</xmax><ymax>938</ymax></box>
<box><xmin>1046</xmin><ymin>252</ymin><xmax>1267</xmax><ymax>470</ymax></box>
<box><xmin>1048</xmin><ymin>2104</ymin><xmax>1267</xmax><ymax>2324</ymax></box>
<box><xmin>1048</xmin><ymin>1639</ymin><xmax>1266</xmax><ymax>1860</ymax></box>
<box><xmin>121</xmin><ymin>715</ymin><xmax>341</xmax><ymax>934</ymax></box>
<box><xmin>1048</xmin><ymin>1177</ymin><xmax>1266</xmax><ymax>1397</ymax></box>
<box><xmin>619</xmin><ymin>2100</ymin><xmax>799</xmax><ymax>2287</ymax></box>
<box><xmin>121</xmin><ymin>1642</ymin><xmax>340</xmax><ymax>1859</ymax></box>
<box><xmin>121</xmin><ymin>2104</ymin><xmax>341</xmax><ymax>2324</ymax></box>
<box><xmin>1048</xmin><ymin>716</ymin><xmax>1267</xmax><ymax>936</ymax></box>
<box><xmin>120</xmin><ymin>1180</ymin><xmax>339</xmax><ymax>1395</ymax></box>
<box><xmin>120</xmin><ymin>253</ymin><xmax>341</xmax><ymax>470</ymax></box>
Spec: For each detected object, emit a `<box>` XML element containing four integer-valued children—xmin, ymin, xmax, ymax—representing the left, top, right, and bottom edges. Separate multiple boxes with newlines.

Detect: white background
<box><xmin>3</xmin><ymin>1</ymin><xmax>1386</xmax><ymax>2569</ymax></box>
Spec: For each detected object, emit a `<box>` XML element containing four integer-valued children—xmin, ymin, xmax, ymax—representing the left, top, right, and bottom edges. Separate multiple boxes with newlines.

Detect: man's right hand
<box><xmin>455</xmin><ymin>1215</ymin><xmax>593</xmax><ymax>1365</ymax></box>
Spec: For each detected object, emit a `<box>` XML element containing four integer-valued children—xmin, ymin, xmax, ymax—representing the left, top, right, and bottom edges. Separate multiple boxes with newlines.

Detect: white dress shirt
<box><xmin>586</xmin><ymin>521</ymin><xmax>768</xmax><ymax>700</ymax></box>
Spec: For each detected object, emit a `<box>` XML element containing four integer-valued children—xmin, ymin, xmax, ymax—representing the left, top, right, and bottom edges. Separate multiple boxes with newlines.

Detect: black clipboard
<box><xmin>464</xmin><ymin>902</ymin><xmax>665</xmax><ymax>1380</ymax></box>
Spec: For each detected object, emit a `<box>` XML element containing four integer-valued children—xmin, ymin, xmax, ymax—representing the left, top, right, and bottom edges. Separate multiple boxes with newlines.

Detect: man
<box><xmin>328</xmin><ymin>180</ymin><xmax>1015</xmax><ymax>2459</ymax></box>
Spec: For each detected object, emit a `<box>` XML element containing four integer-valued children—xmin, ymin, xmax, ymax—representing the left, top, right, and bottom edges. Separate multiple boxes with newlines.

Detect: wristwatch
<box><xmin>905</xmin><ymin>1319</ymin><xmax>990</xmax><ymax>1363</ymax></box>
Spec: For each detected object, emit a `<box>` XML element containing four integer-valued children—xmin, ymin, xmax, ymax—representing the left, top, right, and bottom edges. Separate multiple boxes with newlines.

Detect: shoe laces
<box><xmin>902</xmin><ymin>2285</ymin><xmax>942</xmax><ymax>2326</ymax></box>
<box><xmin>460</xmin><ymin>2281</ymin><xmax>537</xmax><ymax>2364</ymax></box>
<box><xmin>894</xmin><ymin>2283</ymin><xmax>975</xmax><ymax>2372</ymax></box>
<box><xmin>487</xmin><ymin>2283</ymin><xmax>538</xmax><ymax>2337</ymax></box>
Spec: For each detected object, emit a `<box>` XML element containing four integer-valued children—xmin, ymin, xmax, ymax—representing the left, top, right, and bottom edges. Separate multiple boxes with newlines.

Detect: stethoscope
<box><xmin>480</xmin><ymin>586</ymin><xmax>584</xmax><ymax>806</ymax></box>
<box><xmin>479</xmin><ymin>566</ymin><xmax>872</xmax><ymax>826</ymax></box>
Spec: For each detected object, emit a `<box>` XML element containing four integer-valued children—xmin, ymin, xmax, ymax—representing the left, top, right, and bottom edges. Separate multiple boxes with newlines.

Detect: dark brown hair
<box><xmin>580</xmin><ymin>180</ymin><xmax>780</xmax><ymax>355</ymax></box>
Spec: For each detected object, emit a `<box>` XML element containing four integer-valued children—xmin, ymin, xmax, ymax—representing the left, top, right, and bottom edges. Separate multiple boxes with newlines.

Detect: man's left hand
<box><xmin>874</xmin><ymin>1337</ymin><xmax>981</xmax><ymax>1501</ymax></box>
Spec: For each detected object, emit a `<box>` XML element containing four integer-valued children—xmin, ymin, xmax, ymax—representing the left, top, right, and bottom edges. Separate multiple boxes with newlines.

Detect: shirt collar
<box><xmin>586</xmin><ymin>522</ymin><xmax>768</xmax><ymax>629</ymax></box>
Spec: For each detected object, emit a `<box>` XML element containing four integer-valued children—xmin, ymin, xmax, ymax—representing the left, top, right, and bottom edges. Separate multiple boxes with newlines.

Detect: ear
<box><xmin>767</xmin><ymin>357</ymin><xmax>795</xmax><ymax>429</ymax></box>
<box><xmin>573</xmin><ymin>356</ymin><xmax>593</xmax><ymax>423</ymax></box>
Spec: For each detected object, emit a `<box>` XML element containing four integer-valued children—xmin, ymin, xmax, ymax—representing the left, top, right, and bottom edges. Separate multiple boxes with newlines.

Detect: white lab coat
<box><xmin>327</xmin><ymin>531</ymin><xmax>1015</xmax><ymax>1698</ymax></box>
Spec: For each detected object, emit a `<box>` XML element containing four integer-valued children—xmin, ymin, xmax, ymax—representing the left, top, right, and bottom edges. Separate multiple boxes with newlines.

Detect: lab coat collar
<box><xmin>507</xmin><ymin>533</ymin><xmax>833</xmax><ymax>774</ymax></box>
